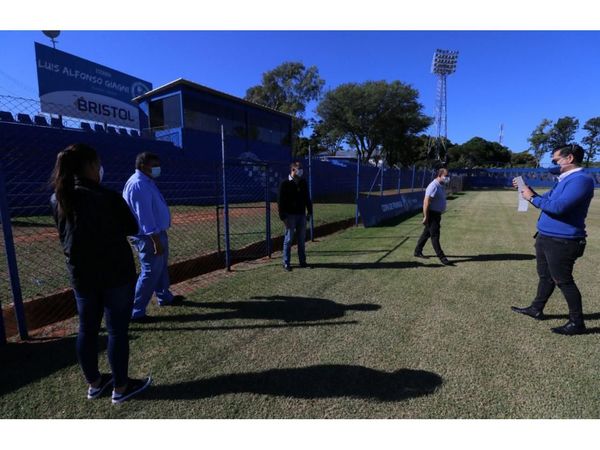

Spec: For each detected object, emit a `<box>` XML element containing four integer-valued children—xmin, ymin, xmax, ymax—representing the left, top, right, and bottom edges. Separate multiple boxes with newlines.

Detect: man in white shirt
<box><xmin>413</xmin><ymin>168</ymin><xmax>452</xmax><ymax>266</ymax></box>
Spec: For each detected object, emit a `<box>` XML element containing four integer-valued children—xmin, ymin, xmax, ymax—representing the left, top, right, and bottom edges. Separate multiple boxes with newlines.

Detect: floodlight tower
<box><xmin>429</xmin><ymin>49</ymin><xmax>459</xmax><ymax>163</ymax></box>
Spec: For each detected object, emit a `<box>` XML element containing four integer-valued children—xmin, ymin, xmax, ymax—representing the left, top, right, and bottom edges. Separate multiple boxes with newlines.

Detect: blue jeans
<box><xmin>131</xmin><ymin>231</ymin><xmax>174</xmax><ymax>318</ymax></box>
<box><xmin>74</xmin><ymin>282</ymin><xmax>134</xmax><ymax>388</ymax></box>
<box><xmin>283</xmin><ymin>214</ymin><xmax>307</xmax><ymax>266</ymax></box>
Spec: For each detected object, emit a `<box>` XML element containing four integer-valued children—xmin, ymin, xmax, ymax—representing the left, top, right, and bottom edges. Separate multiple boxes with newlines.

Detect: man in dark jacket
<box><xmin>278</xmin><ymin>161</ymin><xmax>313</xmax><ymax>271</ymax></box>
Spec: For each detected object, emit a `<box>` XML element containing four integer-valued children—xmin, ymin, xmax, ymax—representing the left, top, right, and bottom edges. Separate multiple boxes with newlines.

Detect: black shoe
<box><xmin>299</xmin><ymin>262</ymin><xmax>310</xmax><ymax>268</ymax></box>
<box><xmin>159</xmin><ymin>295</ymin><xmax>185</xmax><ymax>306</ymax></box>
<box><xmin>87</xmin><ymin>373</ymin><xmax>113</xmax><ymax>400</ymax></box>
<box><xmin>283</xmin><ymin>264</ymin><xmax>292</xmax><ymax>272</ymax></box>
<box><xmin>112</xmin><ymin>377</ymin><xmax>152</xmax><ymax>404</ymax></box>
<box><xmin>439</xmin><ymin>257</ymin><xmax>453</xmax><ymax>266</ymax></box>
<box><xmin>511</xmin><ymin>305</ymin><xmax>544</xmax><ymax>320</ymax></box>
<box><xmin>414</xmin><ymin>251</ymin><xmax>427</xmax><ymax>258</ymax></box>
<box><xmin>130</xmin><ymin>315</ymin><xmax>154</xmax><ymax>324</ymax></box>
<box><xmin>551</xmin><ymin>320</ymin><xmax>586</xmax><ymax>336</ymax></box>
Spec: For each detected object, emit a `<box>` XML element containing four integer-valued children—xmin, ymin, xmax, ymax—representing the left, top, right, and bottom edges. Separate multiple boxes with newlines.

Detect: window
<box><xmin>149</xmin><ymin>94</ymin><xmax>182</xmax><ymax>130</ymax></box>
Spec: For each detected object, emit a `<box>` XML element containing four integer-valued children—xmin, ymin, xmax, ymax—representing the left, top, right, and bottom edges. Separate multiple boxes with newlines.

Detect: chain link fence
<box><xmin>1</xmin><ymin>94</ymin><xmax>458</xmax><ymax>343</ymax></box>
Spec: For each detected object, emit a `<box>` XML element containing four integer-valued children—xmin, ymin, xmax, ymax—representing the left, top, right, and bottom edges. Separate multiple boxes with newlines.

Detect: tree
<box><xmin>548</xmin><ymin>116</ymin><xmax>579</xmax><ymax>150</ymax></box>
<box><xmin>527</xmin><ymin>119</ymin><xmax>552</xmax><ymax>167</ymax></box>
<box><xmin>245</xmin><ymin>61</ymin><xmax>325</xmax><ymax>146</ymax></box>
<box><xmin>582</xmin><ymin>117</ymin><xmax>600</xmax><ymax>167</ymax></box>
<box><xmin>447</xmin><ymin>137</ymin><xmax>511</xmax><ymax>169</ymax></box>
<box><xmin>316</xmin><ymin>80</ymin><xmax>432</xmax><ymax>164</ymax></box>
<box><xmin>510</xmin><ymin>150</ymin><xmax>537</xmax><ymax>167</ymax></box>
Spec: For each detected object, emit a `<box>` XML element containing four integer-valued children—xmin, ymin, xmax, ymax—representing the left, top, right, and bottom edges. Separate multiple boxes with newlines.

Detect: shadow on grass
<box><xmin>130</xmin><ymin>320</ymin><xmax>359</xmax><ymax>333</ymax></box>
<box><xmin>136</xmin><ymin>296</ymin><xmax>381</xmax><ymax>324</ymax></box>
<box><xmin>0</xmin><ymin>336</ymin><xmax>103</xmax><ymax>396</ymax></box>
<box><xmin>309</xmin><ymin>261</ymin><xmax>443</xmax><ymax>269</ymax></box>
<box><xmin>444</xmin><ymin>253</ymin><xmax>536</xmax><ymax>262</ymax></box>
<box><xmin>142</xmin><ymin>364</ymin><xmax>443</xmax><ymax>402</ymax></box>
<box><xmin>542</xmin><ymin>312</ymin><xmax>600</xmax><ymax>321</ymax></box>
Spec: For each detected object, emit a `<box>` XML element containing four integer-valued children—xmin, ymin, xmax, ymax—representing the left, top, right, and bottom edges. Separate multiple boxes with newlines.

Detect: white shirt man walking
<box><xmin>413</xmin><ymin>168</ymin><xmax>452</xmax><ymax>266</ymax></box>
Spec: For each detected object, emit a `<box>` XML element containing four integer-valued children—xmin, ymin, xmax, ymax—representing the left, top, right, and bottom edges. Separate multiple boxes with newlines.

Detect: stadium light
<box><xmin>428</xmin><ymin>49</ymin><xmax>459</xmax><ymax>163</ymax></box>
<box><xmin>42</xmin><ymin>31</ymin><xmax>60</xmax><ymax>49</ymax></box>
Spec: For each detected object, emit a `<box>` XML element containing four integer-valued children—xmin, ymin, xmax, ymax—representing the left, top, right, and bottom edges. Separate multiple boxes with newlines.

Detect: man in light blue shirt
<box><xmin>413</xmin><ymin>168</ymin><xmax>451</xmax><ymax>265</ymax></box>
<box><xmin>123</xmin><ymin>152</ymin><xmax>182</xmax><ymax>321</ymax></box>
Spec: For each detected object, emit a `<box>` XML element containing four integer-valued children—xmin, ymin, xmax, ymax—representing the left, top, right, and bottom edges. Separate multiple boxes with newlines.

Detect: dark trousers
<box><xmin>531</xmin><ymin>234</ymin><xmax>586</xmax><ymax>323</ymax></box>
<box><xmin>414</xmin><ymin>210</ymin><xmax>445</xmax><ymax>257</ymax></box>
<box><xmin>74</xmin><ymin>282</ymin><xmax>134</xmax><ymax>388</ymax></box>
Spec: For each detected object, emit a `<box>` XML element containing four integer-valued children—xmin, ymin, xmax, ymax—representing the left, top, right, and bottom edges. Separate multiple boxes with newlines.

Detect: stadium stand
<box><xmin>94</xmin><ymin>123</ymin><xmax>105</xmax><ymax>132</ymax></box>
<box><xmin>34</xmin><ymin>115</ymin><xmax>49</xmax><ymax>127</ymax></box>
<box><xmin>50</xmin><ymin>117</ymin><xmax>63</xmax><ymax>128</ymax></box>
<box><xmin>118</xmin><ymin>127</ymin><xmax>129</xmax><ymax>136</ymax></box>
<box><xmin>106</xmin><ymin>125</ymin><xmax>117</xmax><ymax>134</ymax></box>
<box><xmin>0</xmin><ymin>110</ymin><xmax>15</xmax><ymax>122</ymax></box>
<box><xmin>130</xmin><ymin>129</ymin><xmax>140</xmax><ymax>137</ymax></box>
<box><xmin>80</xmin><ymin>122</ymin><xmax>92</xmax><ymax>131</ymax></box>
<box><xmin>17</xmin><ymin>113</ymin><xmax>33</xmax><ymax>125</ymax></box>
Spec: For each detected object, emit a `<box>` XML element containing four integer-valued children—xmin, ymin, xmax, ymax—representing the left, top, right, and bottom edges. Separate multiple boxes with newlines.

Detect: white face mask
<box><xmin>295</xmin><ymin>168</ymin><xmax>303</xmax><ymax>178</ymax></box>
<box><xmin>98</xmin><ymin>165</ymin><xmax>104</xmax><ymax>183</ymax></box>
<box><xmin>151</xmin><ymin>166</ymin><xmax>161</xmax><ymax>178</ymax></box>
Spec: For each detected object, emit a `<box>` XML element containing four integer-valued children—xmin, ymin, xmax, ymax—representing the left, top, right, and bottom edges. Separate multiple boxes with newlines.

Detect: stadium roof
<box><xmin>132</xmin><ymin>78</ymin><xmax>293</xmax><ymax>118</ymax></box>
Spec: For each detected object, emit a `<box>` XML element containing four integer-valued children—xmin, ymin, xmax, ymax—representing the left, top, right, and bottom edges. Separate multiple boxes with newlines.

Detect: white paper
<box><xmin>515</xmin><ymin>176</ymin><xmax>529</xmax><ymax>212</ymax></box>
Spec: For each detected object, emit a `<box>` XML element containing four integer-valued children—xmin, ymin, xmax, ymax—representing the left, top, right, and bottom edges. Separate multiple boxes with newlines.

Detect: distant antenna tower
<box><xmin>42</xmin><ymin>30</ymin><xmax>60</xmax><ymax>49</ymax></box>
<box><xmin>499</xmin><ymin>123</ymin><xmax>504</xmax><ymax>145</ymax></box>
<box><xmin>428</xmin><ymin>49</ymin><xmax>459</xmax><ymax>164</ymax></box>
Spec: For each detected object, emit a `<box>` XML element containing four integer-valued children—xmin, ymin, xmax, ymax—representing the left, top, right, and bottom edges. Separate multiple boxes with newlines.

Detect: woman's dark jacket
<box><xmin>51</xmin><ymin>178</ymin><xmax>138</xmax><ymax>292</ymax></box>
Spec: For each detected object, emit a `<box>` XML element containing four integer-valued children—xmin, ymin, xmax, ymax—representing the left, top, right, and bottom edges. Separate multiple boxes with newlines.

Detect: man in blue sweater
<box><xmin>511</xmin><ymin>144</ymin><xmax>593</xmax><ymax>335</ymax></box>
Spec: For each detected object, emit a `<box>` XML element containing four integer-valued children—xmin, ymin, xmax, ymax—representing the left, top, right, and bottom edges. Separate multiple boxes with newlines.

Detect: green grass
<box><xmin>2</xmin><ymin>190</ymin><xmax>600</xmax><ymax>418</ymax></box>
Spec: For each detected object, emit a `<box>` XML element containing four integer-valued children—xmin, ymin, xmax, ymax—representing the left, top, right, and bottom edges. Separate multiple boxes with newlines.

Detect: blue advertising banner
<box><xmin>35</xmin><ymin>42</ymin><xmax>152</xmax><ymax>128</ymax></box>
<box><xmin>357</xmin><ymin>191</ymin><xmax>424</xmax><ymax>227</ymax></box>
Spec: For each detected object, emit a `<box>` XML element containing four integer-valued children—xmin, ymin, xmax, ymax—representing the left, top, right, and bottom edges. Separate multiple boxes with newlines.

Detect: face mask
<box><xmin>151</xmin><ymin>166</ymin><xmax>161</xmax><ymax>178</ymax></box>
<box><xmin>295</xmin><ymin>169</ymin><xmax>303</xmax><ymax>178</ymax></box>
<box><xmin>98</xmin><ymin>165</ymin><xmax>104</xmax><ymax>183</ymax></box>
<box><xmin>548</xmin><ymin>166</ymin><xmax>562</xmax><ymax>176</ymax></box>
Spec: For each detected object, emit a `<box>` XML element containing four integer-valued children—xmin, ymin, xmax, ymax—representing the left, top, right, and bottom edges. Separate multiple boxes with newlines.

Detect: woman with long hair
<box><xmin>50</xmin><ymin>143</ymin><xmax>151</xmax><ymax>404</ymax></box>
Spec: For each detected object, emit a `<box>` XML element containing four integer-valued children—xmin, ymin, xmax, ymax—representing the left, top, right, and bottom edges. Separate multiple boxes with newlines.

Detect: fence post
<box><xmin>411</xmin><ymin>165</ymin><xmax>416</xmax><ymax>192</ymax></box>
<box><xmin>215</xmin><ymin>163</ymin><xmax>221</xmax><ymax>255</ymax></box>
<box><xmin>0</xmin><ymin>165</ymin><xmax>28</xmax><ymax>340</ymax></box>
<box><xmin>265</xmin><ymin>164</ymin><xmax>272</xmax><ymax>257</ymax></box>
<box><xmin>380</xmin><ymin>164</ymin><xmax>384</xmax><ymax>197</ymax></box>
<box><xmin>421</xmin><ymin>166</ymin><xmax>427</xmax><ymax>189</ymax></box>
<box><xmin>220</xmin><ymin>124</ymin><xmax>231</xmax><ymax>271</ymax></box>
<box><xmin>397</xmin><ymin>166</ymin><xmax>401</xmax><ymax>193</ymax></box>
<box><xmin>355</xmin><ymin>152</ymin><xmax>361</xmax><ymax>226</ymax></box>
<box><xmin>308</xmin><ymin>146</ymin><xmax>314</xmax><ymax>241</ymax></box>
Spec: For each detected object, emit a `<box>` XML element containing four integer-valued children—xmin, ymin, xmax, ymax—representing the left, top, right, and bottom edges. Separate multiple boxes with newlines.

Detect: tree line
<box><xmin>244</xmin><ymin>61</ymin><xmax>600</xmax><ymax>168</ymax></box>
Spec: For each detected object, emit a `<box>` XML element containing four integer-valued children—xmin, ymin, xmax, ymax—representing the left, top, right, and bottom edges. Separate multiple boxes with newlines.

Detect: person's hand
<box><xmin>151</xmin><ymin>235</ymin><xmax>164</xmax><ymax>255</ymax></box>
<box><xmin>422</xmin><ymin>216</ymin><xmax>428</xmax><ymax>225</ymax></box>
<box><xmin>520</xmin><ymin>185</ymin><xmax>535</xmax><ymax>201</ymax></box>
<box><xmin>511</xmin><ymin>178</ymin><xmax>519</xmax><ymax>189</ymax></box>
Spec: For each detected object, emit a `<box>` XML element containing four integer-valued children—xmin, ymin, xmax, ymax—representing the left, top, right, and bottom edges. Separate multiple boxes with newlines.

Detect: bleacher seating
<box><xmin>17</xmin><ymin>113</ymin><xmax>33</xmax><ymax>125</ymax></box>
<box><xmin>130</xmin><ymin>130</ymin><xmax>140</xmax><ymax>138</ymax></box>
<box><xmin>118</xmin><ymin>128</ymin><xmax>129</xmax><ymax>136</ymax></box>
<box><xmin>50</xmin><ymin>117</ymin><xmax>63</xmax><ymax>128</ymax></box>
<box><xmin>94</xmin><ymin>124</ymin><xmax>105</xmax><ymax>132</ymax></box>
<box><xmin>106</xmin><ymin>125</ymin><xmax>117</xmax><ymax>134</ymax></box>
<box><xmin>0</xmin><ymin>118</ymin><xmax>187</xmax><ymax>215</ymax></box>
<box><xmin>81</xmin><ymin>122</ymin><xmax>92</xmax><ymax>131</ymax></box>
<box><xmin>34</xmin><ymin>115</ymin><xmax>49</xmax><ymax>127</ymax></box>
<box><xmin>0</xmin><ymin>111</ymin><xmax>15</xmax><ymax>122</ymax></box>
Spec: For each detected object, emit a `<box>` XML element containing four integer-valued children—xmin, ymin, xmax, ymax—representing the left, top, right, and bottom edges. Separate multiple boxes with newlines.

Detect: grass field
<box><xmin>2</xmin><ymin>189</ymin><xmax>600</xmax><ymax>418</ymax></box>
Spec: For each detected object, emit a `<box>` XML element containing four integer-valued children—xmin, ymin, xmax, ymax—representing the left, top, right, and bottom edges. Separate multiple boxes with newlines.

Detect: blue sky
<box><xmin>2</xmin><ymin>30</ymin><xmax>600</xmax><ymax>163</ymax></box>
